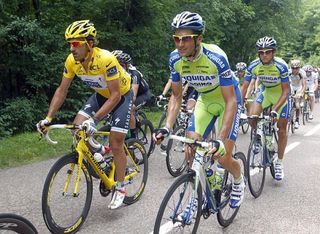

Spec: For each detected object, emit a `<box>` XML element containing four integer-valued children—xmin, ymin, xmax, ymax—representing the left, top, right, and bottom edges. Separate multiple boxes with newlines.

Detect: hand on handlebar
<box><xmin>153</xmin><ymin>127</ymin><xmax>170</xmax><ymax>145</ymax></box>
<box><xmin>207</xmin><ymin>140</ymin><xmax>226</xmax><ymax>159</ymax></box>
<box><xmin>36</xmin><ymin>117</ymin><xmax>52</xmax><ymax>136</ymax></box>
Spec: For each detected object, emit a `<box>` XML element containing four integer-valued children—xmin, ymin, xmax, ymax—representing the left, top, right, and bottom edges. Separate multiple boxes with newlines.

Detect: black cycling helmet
<box><xmin>111</xmin><ymin>50</ymin><xmax>132</xmax><ymax>64</ymax></box>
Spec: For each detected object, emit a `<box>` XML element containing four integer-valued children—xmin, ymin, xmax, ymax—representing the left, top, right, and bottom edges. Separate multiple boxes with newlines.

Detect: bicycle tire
<box><xmin>0</xmin><ymin>213</ymin><xmax>38</xmax><ymax>234</ymax></box>
<box><xmin>217</xmin><ymin>151</ymin><xmax>247</xmax><ymax>227</ymax></box>
<box><xmin>154</xmin><ymin>172</ymin><xmax>202</xmax><ymax>234</ymax></box>
<box><xmin>165</xmin><ymin>126</ymin><xmax>188</xmax><ymax>177</ymax></box>
<box><xmin>123</xmin><ymin>138</ymin><xmax>148</xmax><ymax>205</ymax></box>
<box><xmin>269</xmin><ymin>129</ymin><xmax>279</xmax><ymax>179</ymax></box>
<box><xmin>42</xmin><ymin>153</ymin><xmax>93</xmax><ymax>234</ymax></box>
<box><xmin>137</xmin><ymin>110</ymin><xmax>148</xmax><ymax>122</ymax></box>
<box><xmin>246</xmin><ymin>140</ymin><xmax>266</xmax><ymax>198</ymax></box>
<box><xmin>136</xmin><ymin>119</ymin><xmax>155</xmax><ymax>157</ymax></box>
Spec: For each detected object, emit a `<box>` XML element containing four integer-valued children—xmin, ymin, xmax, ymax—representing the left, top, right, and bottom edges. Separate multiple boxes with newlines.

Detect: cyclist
<box><xmin>302</xmin><ymin>64</ymin><xmax>318</xmax><ymax>120</ymax></box>
<box><xmin>234</xmin><ymin>62</ymin><xmax>247</xmax><ymax>86</ymax></box>
<box><xmin>242</xmin><ymin>36</ymin><xmax>290</xmax><ymax>181</ymax></box>
<box><xmin>36</xmin><ymin>20</ymin><xmax>132</xmax><ymax>209</ymax></box>
<box><xmin>154</xmin><ymin>11</ymin><xmax>245</xmax><ymax>209</ymax></box>
<box><xmin>288</xmin><ymin>59</ymin><xmax>306</xmax><ymax>129</ymax></box>
<box><xmin>112</xmin><ymin>50</ymin><xmax>151</xmax><ymax>138</ymax></box>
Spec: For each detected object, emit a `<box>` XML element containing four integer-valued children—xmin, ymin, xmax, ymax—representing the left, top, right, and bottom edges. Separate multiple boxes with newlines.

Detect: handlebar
<box><xmin>168</xmin><ymin>135</ymin><xmax>219</xmax><ymax>151</ymax></box>
<box><xmin>43</xmin><ymin>124</ymin><xmax>81</xmax><ymax>145</ymax></box>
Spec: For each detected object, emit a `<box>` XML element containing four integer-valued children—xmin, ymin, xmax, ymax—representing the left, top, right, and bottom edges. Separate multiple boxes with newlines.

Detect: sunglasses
<box><xmin>172</xmin><ymin>34</ymin><xmax>198</xmax><ymax>43</ymax></box>
<box><xmin>291</xmin><ymin>67</ymin><xmax>300</xmax><ymax>70</ymax></box>
<box><xmin>258</xmin><ymin>50</ymin><xmax>273</xmax><ymax>56</ymax></box>
<box><xmin>68</xmin><ymin>40</ymin><xmax>87</xmax><ymax>48</ymax></box>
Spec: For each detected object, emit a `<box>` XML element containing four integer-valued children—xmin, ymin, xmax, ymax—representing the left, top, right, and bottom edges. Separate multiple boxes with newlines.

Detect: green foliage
<box><xmin>0</xmin><ymin>0</ymin><xmax>318</xmax><ymax>139</ymax></box>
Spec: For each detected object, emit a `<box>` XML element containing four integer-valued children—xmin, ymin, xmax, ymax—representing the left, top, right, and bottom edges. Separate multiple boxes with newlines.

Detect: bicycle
<box><xmin>41</xmin><ymin>124</ymin><xmax>148</xmax><ymax>233</ymax></box>
<box><xmin>165</xmin><ymin>117</ymin><xmax>216</xmax><ymax>178</ymax></box>
<box><xmin>287</xmin><ymin>94</ymin><xmax>297</xmax><ymax>134</ymax></box>
<box><xmin>301</xmin><ymin>90</ymin><xmax>311</xmax><ymax>125</ymax></box>
<box><xmin>239</xmin><ymin>105</ymin><xmax>250</xmax><ymax>134</ymax></box>
<box><xmin>0</xmin><ymin>213</ymin><xmax>38</xmax><ymax>234</ymax></box>
<box><xmin>154</xmin><ymin>135</ymin><xmax>247</xmax><ymax>233</ymax></box>
<box><xmin>246</xmin><ymin>107</ymin><xmax>278</xmax><ymax>198</ymax></box>
<box><xmin>134</xmin><ymin>105</ymin><xmax>155</xmax><ymax>157</ymax></box>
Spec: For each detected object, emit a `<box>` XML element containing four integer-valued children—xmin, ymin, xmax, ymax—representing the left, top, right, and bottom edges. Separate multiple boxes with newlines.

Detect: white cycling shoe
<box><xmin>108</xmin><ymin>187</ymin><xmax>126</xmax><ymax>210</ymax></box>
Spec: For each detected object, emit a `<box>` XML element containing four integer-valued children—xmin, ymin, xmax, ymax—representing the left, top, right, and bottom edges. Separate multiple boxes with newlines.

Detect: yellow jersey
<box><xmin>63</xmin><ymin>47</ymin><xmax>131</xmax><ymax>98</ymax></box>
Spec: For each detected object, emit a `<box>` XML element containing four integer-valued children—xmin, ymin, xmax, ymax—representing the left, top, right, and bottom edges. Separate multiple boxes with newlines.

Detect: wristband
<box><xmin>45</xmin><ymin>116</ymin><xmax>52</xmax><ymax>122</ymax></box>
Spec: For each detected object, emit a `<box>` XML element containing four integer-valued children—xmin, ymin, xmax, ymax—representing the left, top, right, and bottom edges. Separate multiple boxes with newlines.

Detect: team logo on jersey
<box><xmin>90</xmin><ymin>64</ymin><xmax>100</xmax><ymax>71</ymax></box>
<box><xmin>220</xmin><ymin>69</ymin><xmax>232</xmax><ymax>79</ymax></box>
<box><xmin>63</xmin><ymin>67</ymin><xmax>68</xmax><ymax>74</ymax></box>
<box><xmin>107</xmin><ymin>66</ymin><xmax>118</xmax><ymax>77</ymax></box>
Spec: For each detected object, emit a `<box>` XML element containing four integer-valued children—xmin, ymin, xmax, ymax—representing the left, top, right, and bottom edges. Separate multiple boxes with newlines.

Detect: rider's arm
<box><xmin>182</xmin><ymin>82</ymin><xmax>189</xmax><ymax>97</ymax></box>
<box><xmin>165</xmin><ymin>81</ymin><xmax>183</xmax><ymax>130</ymax></box>
<box><xmin>132</xmin><ymin>83</ymin><xmax>139</xmax><ymax>102</ymax></box>
<box><xmin>47</xmin><ymin>76</ymin><xmax>73</xmax><ymax>119</ymax></box>
<box><xmin>94</xmin><ymin>78</ymin><xmax>121</xmax><ymax>121</ymax></box>
<box><xmin>219</xmin><ymin>85</ymin><xmax>237</xmax><ymax>141</ymax></box>
<box><xmin>161</xmin><ymin>79</ymin><xmax>172</xmax><ymax>96</ymax></box>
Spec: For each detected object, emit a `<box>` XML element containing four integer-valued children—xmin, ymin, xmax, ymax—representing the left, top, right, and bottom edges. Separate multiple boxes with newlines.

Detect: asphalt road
<box><xmin>1</xmin><ymin>105</ymin><xmax>320</xmax><ymax>234</ymax></box>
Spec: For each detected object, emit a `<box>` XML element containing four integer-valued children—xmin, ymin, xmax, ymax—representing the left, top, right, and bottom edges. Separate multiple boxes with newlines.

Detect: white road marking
<box><xmin>303</xmin><ymin>124</ymin><xmax>320</xmax><ymax>137</ymax></box>
<box><xmin>284</xmin><ymin>141</ymin><xmax>301</xmax><ymax>154</ymax></box>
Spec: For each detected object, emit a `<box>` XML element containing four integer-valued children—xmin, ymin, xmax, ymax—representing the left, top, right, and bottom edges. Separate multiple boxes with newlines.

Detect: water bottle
<box><xmin>93</xmin><ymin>152</ymin><xmax>112</xmax><ymax>173</ymax></box>
<box><xmin>206</xmin><ymin>168</ymin><xmax>215</xmax><ymax>190</ymax></box>
<box><xmin>88</xmin><ymin>137</ymin><xmax>110</xmax><ymax>155</ymax></box>
<box><xmin>213</xmin><ymin>163</ymin><xmax>225</xmax><ymax>190</ymax></box>
<box><xmin>265</xmin><ymin>123</ymin><xmax>274</xmax><ymax>151</ymax></box>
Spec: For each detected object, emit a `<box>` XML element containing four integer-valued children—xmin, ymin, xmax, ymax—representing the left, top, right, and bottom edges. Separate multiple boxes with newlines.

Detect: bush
<box><xmin>0</xmin><ymin>97</ymin><xmax>41</xmax><ymax>138</ymax></box>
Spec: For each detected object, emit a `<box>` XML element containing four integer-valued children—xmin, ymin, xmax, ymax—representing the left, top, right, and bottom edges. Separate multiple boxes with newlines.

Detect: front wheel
<box><xmin>123</xmin><ymin>138</ymin><xmax>148</xmax><ymax>205</ymax></box>
<box><xmin>217</xmin><ymin>151</ymin><xmax>247</xmax><ymax>227</ymax></box>
<box><xmin>246</xmin><ymin>140</ymin><xmax>266</xmax><ymax>198</ymax></box>
<box><xmin>0</xmin><ymin>213</ymin><xmax>38</xmax><ymax>234</ymax></box>
<box><xmin>166</xmin><ymin>126</ymin><xmax>188</xmax><ymax>177</ymax></box>
<box><xmin>154</xmin><ymin>172</ymin><xmax>202</xmax><ymax>234</ymax></box>
<box><xmin>42</xmin><ymin>153</ymin><xmax>93</xmax><ymax>234</ymax></box>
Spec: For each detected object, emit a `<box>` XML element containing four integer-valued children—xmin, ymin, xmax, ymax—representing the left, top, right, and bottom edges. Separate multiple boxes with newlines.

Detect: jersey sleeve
<box><xmin>168</xmin><ymin>51</ymin><xmax>181</xmax><ymax>82</ymax></box>
<box><xmin>104</xmin><ymin>53</ymin><xmax>121</xmax><ymax>81</ymax></box>
<box><xmin>276</xmin><ymin>61</ymin><xmax>289</xmax><ymax>83</ymax></box>
<box><xmin>63</xmin><ymin>54</ymin><xmax>76</xmax><ymax>79</ymax></box>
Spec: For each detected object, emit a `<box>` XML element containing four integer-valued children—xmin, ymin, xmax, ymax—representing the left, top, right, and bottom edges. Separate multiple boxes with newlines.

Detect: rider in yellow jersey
<box><xmin>153</xmin><ymin>11</ymin><xmax>245</xmax><ymax>209</ymax></box>
<box><xmin>36</xmin><ymin>20</ymin><xmax>132</xmax><ymax>209</ymax></box>
<box><xmin>241</xmin><ymin>36</ymin><xmax>290</xmax><ymax>181</ymax></box>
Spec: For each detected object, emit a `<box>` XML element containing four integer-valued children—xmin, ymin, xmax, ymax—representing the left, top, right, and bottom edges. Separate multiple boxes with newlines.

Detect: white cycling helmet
<box><xmin>290</xmin><ymin>59</ymin><xmax>302</xmax><ymax>68</ymax></box>
<box><xmin>171</xmin><ymin>11</ymin><xmax>205</xmax><ymax>33</ymax></box>
<box><xmin>303</xmin><ymin>64</ymin><xmax>313</xmax><ymax>72</ymax></box>
<box><xmin>236</xmin><ymin>62</ymin><xmax>247</xmax><ymax>71</ymax></box>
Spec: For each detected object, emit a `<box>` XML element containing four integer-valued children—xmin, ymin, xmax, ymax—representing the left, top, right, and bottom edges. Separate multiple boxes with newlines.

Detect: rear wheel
<box><xmin>217</xmin><ymin>152</ymin><xmax>247</xmax><ymax>227</ymax></box>
<box><xmin>123</xmin><ymin>139</ymin><xmax>148</xmax><ymax>205</ymax></box>
<box><xmin>154</xmin><ymin>172</ymin><xmax>202</xmax><ymax>233</ymax></box>
<box><xmin>136</xmin><ymin>119</ymin><xmax>155</xmax><ymax>157</ymax></box>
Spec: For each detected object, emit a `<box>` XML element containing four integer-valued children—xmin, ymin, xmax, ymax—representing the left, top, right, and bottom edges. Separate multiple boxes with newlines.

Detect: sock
<box><xmin>234</xmin><ymin>174</ymin><xmax>243</xmax><ymax>184</ymax></box>
<box><xmin>116</xmin><ymin>181</ymin><xmax>125</xmax><ymax>190</ymax></box>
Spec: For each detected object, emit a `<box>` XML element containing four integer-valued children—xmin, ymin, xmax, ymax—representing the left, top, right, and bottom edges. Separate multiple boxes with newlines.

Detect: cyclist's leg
<box><xmin>309</xmin><ymin>90</ymin><xmax>315</xmax><ymax>119</ymax></box>
<box><xmin>272</xmin><ymin>92</ymin><xmax>290</xmax><ymax>181</ymax></box>
<box><xmin>108</xmin><ymin>90</ymin><xmax>133</xmax><ymax>209</ymax></box>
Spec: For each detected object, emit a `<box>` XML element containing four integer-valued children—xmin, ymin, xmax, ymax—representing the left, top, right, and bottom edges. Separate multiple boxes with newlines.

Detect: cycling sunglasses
<box><xmin>258</xmin><ymin>49</ymin><xmax>274</xmax><ymax>56</ymax></box>
<box><xmin>68</xmin><ymin>40</ymin><xmax>87</xmax><ymax>48</ymax></box>
<box><xmin>172</xmin><ymin>34</ymin><xmax>198</xmax><ymax>43</ymax></box>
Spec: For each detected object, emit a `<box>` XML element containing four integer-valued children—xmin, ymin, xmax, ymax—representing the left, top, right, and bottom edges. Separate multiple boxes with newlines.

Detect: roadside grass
<box><xmin>0</xmin><ymin>110</ymin><xmax>162</xmax><ymax>169</ymax></box>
